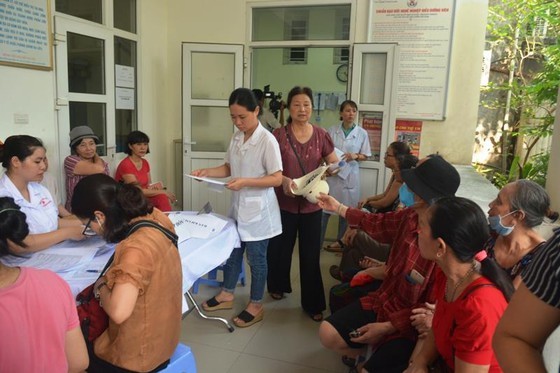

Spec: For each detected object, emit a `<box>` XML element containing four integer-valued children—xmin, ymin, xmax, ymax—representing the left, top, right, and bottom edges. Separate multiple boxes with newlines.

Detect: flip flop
<box><xmin>202</xmin><ymin>296</ymin><xmax>233</xmax><ymax>311</ymax></box>
<box><xmin>233</xmin><ymin>309</ymin><xmax>264</xmax><ymax>328</ymax></box>
<box><xmin>323</xmin><ymin>240</ymin><xmax>344</xmax><ymax>253</ymax></box>
<box><xmin>269</xmin><ymin>292</ymin><xmax>284</xmax><ymax>300</ymax></box>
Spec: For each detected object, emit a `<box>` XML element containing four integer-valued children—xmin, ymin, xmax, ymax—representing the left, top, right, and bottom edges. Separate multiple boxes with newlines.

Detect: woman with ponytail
<box><xmin>405</xmin><ymin>196</ymin><xmax>513</xmax><ymax>373</ymax></box>
<box><xmin>71</xmin><ymin>174</ymin><xmax>183</xmax><ymax>372</ymax></box>
<box><xmin>0</xmin><ymin>197</ymin><xmax>88</xmax><ymax>372</ymax></box>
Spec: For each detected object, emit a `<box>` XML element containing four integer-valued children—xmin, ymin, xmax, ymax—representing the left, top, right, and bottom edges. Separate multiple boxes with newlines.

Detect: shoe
<box><xmin>233</xmin><ymin>309</ymin><xmax>264</xmax><ymax>328</ymax></box>
<box><xmin>342</xmin><ymin>356</ymin><xmax>356</xmax><ymax>368</ymax></box>
<box><xmin>202</xmin><ymin>296</ymin><xmax>233</xmax><ymax>311</ymax></box>
<box><xmin>329</xmin><ymin>265</ymin><xmax>342</xmax><ymax>281</ymax></box>
<box><xmin>269</xmin><ymin>292</ymin><xmax>284</xmax><ymax>300</ymax></box>
<box><xmin>308</xmin><ymin>312</ymin><xmax>323</xmax><ymax>322</ymax></box>
<box><xmin>324</xmin><ymin>240</ymin><xmax>344</xmax><ymax>253</ymax></box>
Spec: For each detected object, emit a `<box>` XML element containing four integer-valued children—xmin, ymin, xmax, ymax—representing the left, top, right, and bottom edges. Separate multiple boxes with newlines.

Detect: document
<box><xmin>186</xmin><ymin>174</ymin><xmax>227</xmax><ymax>192</ymax></box>
<box><xmin>168</xmin><ymin>211</ymin><xmax>228</xmax><ymax>242</ymax></box>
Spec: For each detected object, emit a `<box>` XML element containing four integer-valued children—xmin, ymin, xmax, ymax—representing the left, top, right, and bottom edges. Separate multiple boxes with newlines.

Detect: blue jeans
<box><xmin>320</xmin><ymin>212</ymin><xmax>348</xmax><ymax>247</ymax></box>
<box><xmin>222</xmin><ymin>239</ymin><xmax>269</xmax><ymax>303</ymax></box>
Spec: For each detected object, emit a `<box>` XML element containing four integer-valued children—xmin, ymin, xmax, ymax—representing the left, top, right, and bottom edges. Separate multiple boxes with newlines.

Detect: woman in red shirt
<box><xmin>406</xmin><ymin>196</ymin><xmax>514</xmax><ymax>373</ymax></box>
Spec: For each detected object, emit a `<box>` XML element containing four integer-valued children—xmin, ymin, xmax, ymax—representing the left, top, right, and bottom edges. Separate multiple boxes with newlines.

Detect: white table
<box><xmin>6</xmin><ymin>213</ymin><xmax>241</xmax><ymax>331</ymax></box>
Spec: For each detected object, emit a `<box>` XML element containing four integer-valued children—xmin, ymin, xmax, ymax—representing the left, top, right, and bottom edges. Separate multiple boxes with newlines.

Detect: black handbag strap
<box><xmin>285</xmin><ymin>126</ymin><xmax>307</xmax><ymax>175</ymax></box>
<box><xmin>94</xmin><ymin>219</ymin><xmax>178</xmax><ymax>282</ymax></box>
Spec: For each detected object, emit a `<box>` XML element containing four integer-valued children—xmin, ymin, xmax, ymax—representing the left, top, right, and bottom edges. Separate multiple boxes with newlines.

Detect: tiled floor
<box><xmin>180</xmin><ymin>246</ymin><xmax>348</xmax><ymax>373</ymax></box>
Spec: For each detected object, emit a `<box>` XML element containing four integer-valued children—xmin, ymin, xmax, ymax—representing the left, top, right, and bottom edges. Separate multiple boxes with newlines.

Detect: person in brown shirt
<box><xmin>71</xmin><ymin>174</ymin><xmax>183</xmax><ymax>373</ymax></box>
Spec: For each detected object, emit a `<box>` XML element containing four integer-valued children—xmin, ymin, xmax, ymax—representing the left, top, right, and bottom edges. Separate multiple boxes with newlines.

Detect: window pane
<box><xmin>191</xmin><ymin>52</ymin><xmax>235</xmax><ymax>100</ymax></box>
<box><xmin>69</xmin><ymin>102</ymin><xmax>107</xmax><ymax>155</ymax></box>
<box><xmin>67</xmin><ymin>33</ymin><xmax>105</xmax><ymax>94</ymax></box>
<box><xmin>360</xmin><ymin>53</ymin><xmax>387</xmax><ymax>105</ymax></box>
<box><xmin>253</xmin><ymin>5</ymin><xmax>351</xmax><ymax>41</ymax></box>
<box><xmin>56</xmin><ymin>0</ymin><xmax>102</xmax><ymax>23</ymax></box>
<box><xmin>114</xmin><ymin>0</ymin><xmax>137</xmax><ymax>33</ymax></box>
<box><xmin>191</xmin><ymin>106</ymin><xmax>232</xmax><ymax>152</ymax></box>
<box><xmin>115</xmin><ymin>37</ymin><xmax>137</xmax><ymax>152</ymax></box>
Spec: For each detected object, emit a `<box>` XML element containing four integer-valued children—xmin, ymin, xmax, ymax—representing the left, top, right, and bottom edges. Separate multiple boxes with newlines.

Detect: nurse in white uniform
<box><xmin>191</xmin><ymin>88</ymin><xmax>283</xmax><ymax>328</ymax></box>
<box><xmin>0</xmin><ymin>135</ymin><xmax>85</xmax><ymax>254</ymax></box>
<box><xmin>321</xmin><ymin>100</ymin><xmax>371</xmax><ymax>251</ymax></box>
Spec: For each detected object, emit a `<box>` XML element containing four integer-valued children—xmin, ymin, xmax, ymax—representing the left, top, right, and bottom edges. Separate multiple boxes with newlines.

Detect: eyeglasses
<box><xmin>82</xmin><ymin>218</ymin><xmax>96</xmax><ymax>236</ymax></box>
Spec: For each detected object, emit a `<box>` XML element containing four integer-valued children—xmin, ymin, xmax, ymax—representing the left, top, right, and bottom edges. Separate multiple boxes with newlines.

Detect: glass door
<box><xmin>181</xmin><ymin>43</ymin><xmax>243</xmax><ymax>213</ymax></box>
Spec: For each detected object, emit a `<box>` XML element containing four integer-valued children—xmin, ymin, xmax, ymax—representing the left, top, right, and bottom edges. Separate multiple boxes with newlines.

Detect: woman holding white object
<box><xmin>192</xmin><ymin>88</ymin><xmax>283</xmax><ymax>328</ymax></box>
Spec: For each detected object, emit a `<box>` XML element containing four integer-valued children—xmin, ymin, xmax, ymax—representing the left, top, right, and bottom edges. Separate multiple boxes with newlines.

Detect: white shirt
<box><xmin>0</xmin><ymin>174</ymin><xmax>58</xmax><ymax>234</ymax></box>
<box><xmin>225</xmin><ymin>123</ymin><xmax>283</xmax><ymax>241</ymax></box>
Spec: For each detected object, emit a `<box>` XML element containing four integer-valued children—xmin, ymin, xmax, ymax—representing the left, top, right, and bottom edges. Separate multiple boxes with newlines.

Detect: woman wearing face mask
<box><xmin>485</xmin><ymin>179</ymin><xmax>550</xmax><ymax>288</ymax></box>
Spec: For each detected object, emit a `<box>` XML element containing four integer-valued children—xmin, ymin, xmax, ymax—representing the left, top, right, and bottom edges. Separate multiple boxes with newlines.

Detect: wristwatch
<box><xmin>94</xmin><ymin>282</ymin><xmax>107</xmax><ymax>300</ymax></box>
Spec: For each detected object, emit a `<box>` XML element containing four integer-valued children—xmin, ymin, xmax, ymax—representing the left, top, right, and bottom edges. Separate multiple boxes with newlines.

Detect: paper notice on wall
<box><xmin>115</xmin><ymin>65</ymin><xmax>135</xmax><ymax>88</ymax></box>
<box><xmin>395</xmin><ymin>120</ymin><xmax>422</xmax><ymax>157</ymax></box>
<box><xmin>116</xmin><ymin>87</ymin><xmax>135</xmax><ymax>110</ymax></box>
<box><xmin>361</xmin><ymin>112</ymin><xmax>383</xmax><ymax>161</ymax></box>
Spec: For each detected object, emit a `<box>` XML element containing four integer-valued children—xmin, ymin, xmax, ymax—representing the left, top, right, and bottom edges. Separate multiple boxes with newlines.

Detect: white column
<box><xmin>545</xmin><ymin>86</ymin><xmax>560</xmax><ymax>212</ymax></box>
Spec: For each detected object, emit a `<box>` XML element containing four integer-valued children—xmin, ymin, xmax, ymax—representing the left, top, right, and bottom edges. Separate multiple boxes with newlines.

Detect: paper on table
<box><xmin>168</xmin><ymin>212</ymin><xmax>228</xmax><ymax>242</ymax></box>
<box><xmin>186</xmin><ymin>174</ymin><xmax>227</xmax><ymax>193</ymax></box>
<box><xmin>3</xmin><ymin>245</ymin><xmax>99</xmax><ymax>273</ymax></box>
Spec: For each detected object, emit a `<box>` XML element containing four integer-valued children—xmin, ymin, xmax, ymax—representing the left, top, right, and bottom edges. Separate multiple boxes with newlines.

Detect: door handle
<box><xmin>183</xmin><ymin>141</ymin><xmax>197</xmax><ymax>145</ymax></box>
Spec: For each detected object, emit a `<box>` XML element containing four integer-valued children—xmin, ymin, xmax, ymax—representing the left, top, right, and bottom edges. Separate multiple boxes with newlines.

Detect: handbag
<box><xmin>76</xmin><ymin>219</ymin><xmax>179</xmax><ymax>342</ymax></box>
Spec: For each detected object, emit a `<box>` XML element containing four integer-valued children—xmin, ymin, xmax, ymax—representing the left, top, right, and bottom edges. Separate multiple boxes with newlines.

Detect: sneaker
<box><xmin>329</xmin><ymin>265</ymin><xmax>342</xmax><ymax>281</ymax></box>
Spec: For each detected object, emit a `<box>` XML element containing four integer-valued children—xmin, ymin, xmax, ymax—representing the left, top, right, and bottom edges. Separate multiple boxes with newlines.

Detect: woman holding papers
<box><xmin>0</xmin><ymin>197</ymin><xmax>89</xmax><ymax>372</ymax></box>
<box><xmin>0</xmin><ymin>135</ymin><xmax>85</xmax><ymax>253</ymax></box>
<box><xmin>321</xmin><ymin>100</ymin><xmax>371</xmax><ymax>252</ymax></box>
<box><xmin>192</xmin><ymin>88</ymin><xmax>282</xmax><ymax>328</ymax></box>
<box><xmin>267</xmin><ymin>86</ymin><xmax>339</xmax><ymax>322</ymax></box>
<box><xmin>115</xmin><ymin>130</ymin><xmax>176</xmax><ymax>212</ymax></box>
<box><xmin>71</xmin><ymin>174</ymin><xmax>182</xmax><ymax>372</ymax></box>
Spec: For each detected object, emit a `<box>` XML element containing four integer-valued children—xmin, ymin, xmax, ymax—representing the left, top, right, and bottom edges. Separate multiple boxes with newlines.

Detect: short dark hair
<box><xmin>0</xmin><ymin>197</ymin><xmax>29</xmax><ymax>257</ymax></box>
<box><xmin>286</xmin><ymin>86</ymin><xmax>313</xmax><ymax>124</ymax></box>
<box><xmin>397</xmin><ymin>153</ymin><xmax>418</xmax><ymax>171</ymax></box>
<box><xmin>71</xmin><ymin>174</ymin><xmax>153</xmax><ymax>243</ymax></box>
<box><xmin>126</xmin><ymin>131</ymin><xmax>150</xmax><ymax>156</ymax></box>
<box><xmin>0</xmin><ymin>135</ymin><xmax>44</xmax><ymax>170</ymax></box>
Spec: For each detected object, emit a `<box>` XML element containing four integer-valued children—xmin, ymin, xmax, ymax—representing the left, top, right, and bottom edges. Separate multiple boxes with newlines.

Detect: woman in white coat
<box><xmin>321</xmin><ymin>100</ymin><xmax>371</xmax><ymax>251</ymax></box>
<box><xmin>192</xmin><ymin>88</ymin><xmax>283</xmax><ymax>328</ymax></box>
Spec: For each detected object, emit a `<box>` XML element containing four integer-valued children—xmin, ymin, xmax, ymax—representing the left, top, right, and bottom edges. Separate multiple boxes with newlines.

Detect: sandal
<box><xmin>324</xmin><ymin>240</ymin><xmax>344</xmax><ymax>253</ymax></box>
<box><xmin>202</xmin><ymin>296</ymin><xmax>233</xmax><ymax>311</ymax></box>
<box><xmin>269</xmin><ymin>292</ymin><xmax>284</xmax><ymax>300</ymax></box>
<box><xmin>233</xmin><ymin>309</ymin><xmax>264</xmax><ymax>328</ymax></box>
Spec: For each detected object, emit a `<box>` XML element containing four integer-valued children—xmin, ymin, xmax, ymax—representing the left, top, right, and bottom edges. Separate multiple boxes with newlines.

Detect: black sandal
<box><xmin>269</xmin><ymin>292</ymin><xmax>284</xmax><ymax>300</ymax></box>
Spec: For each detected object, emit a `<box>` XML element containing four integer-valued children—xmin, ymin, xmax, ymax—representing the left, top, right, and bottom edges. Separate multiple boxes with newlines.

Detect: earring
<box><xmin>436</xmin><ymin>252</ymin><xmax>442</xmax><ymax>258</ymax></box>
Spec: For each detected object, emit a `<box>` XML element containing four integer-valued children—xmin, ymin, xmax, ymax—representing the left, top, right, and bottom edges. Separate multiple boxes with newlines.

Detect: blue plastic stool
<box><xmin>160</xmin><ymin>343</ymin><xmax>196</xmax><ymax>373</ymax></box>
<box><xmin>191</xmin><ymin>259</ymin><xmax>246</xmax><ymax>294</ymax></box>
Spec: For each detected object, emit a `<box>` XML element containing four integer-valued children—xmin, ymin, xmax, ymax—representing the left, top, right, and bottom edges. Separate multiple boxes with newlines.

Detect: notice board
<box><xmin>0</xmin><ymin>0</ymin><xmax>52</xmax><ymax>70</ymax></box>
<box><xmin>369</xmin><ymin>0</ymin><xmax>455</xmax><ymax>120</ymax></box>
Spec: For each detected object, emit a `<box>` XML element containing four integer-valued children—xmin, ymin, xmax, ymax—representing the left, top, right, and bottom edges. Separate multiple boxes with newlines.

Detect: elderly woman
<box><xmin>0</xmin><ymin>197</ymin><xmax>88</xmax><ymax>372</ymax></box>
<box><xmin>486</xmin><ymin>179</ymin><xmax>550</xmax><ymax>287</ymax></box>
<box><xmin>405</xmin><ymin>197</ymin><xmax>513</xmax><ymax>373</ymax></box>
<box><xmin>267</xmin><ymin>85</ymin><xmax>338</xmax><ymax>321</ymax></box>
<box><xmin>71</xmin><ymin>174</ymin><xmax>182</xmax><ymax>372</ymax></box>
<box><xmin>64</xmin><ymin>126</ymin><xmax>109</xmax><ymax>212</ymax></box>
<box><xmin>0</xmin><ymin>135</ymin><xmax>84</xmax><ymax>253</ymax></box>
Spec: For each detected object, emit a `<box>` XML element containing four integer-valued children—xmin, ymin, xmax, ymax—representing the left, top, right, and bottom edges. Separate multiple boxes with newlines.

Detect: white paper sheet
<box><xmin>168</xmin><ymin>211</ymin><xmax>228</xmax><ymax>242</ymax></box>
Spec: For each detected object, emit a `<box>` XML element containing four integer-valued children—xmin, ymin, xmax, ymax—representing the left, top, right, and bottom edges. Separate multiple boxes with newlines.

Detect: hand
<box><xmin>410</xmin><ymin>304</ymin><xmax>434</xmax><ymax>337</ymax></box>
<box><xmin>166</xmin><ymin>191</ymin><xmax>177</xmax><ymax>204</ymax></box>
<box><xmin>357</xmin><ymin>198</ymin><xmax>368</xmax><ymax>208</ymax></box>
<box><xmin>191</xmin><ymin>169</ymin><xmax>208</xmax><ymax>178</ymax></box>
<box><xmin>226</xmin><ymin>178</ymin><xmax>245</xmax><ymax>191</ymax></box>
<box><xmin>358</xmin><ymin>256</ymin><xmax>384</xmax><ymax>269</ymax></box>
<box><xmin>316</xmin><ymin>193</ymin><xmax>340</xmax><ymax>213</ymax></box>
<box><xmin>358</xmin><ymin>265</ymin><xmax>386</xmax><ymax>280</ymax></box>
<box><xmin>343</xmin><ymin>152</ymin><xmax>356</xmax><ymax>162</ymax></box>
<box><xmin>342</xmin><ymin>228</ymin><xmax>358</xmax><ymax>247</ymax></box>
<box><xmin>282</xmin><ymin>178</ymin><xmax>296</xmax><ymax>197</ymax></box>
<box><xmin>66</xmin><ymin>225</ymin><xmax>87</xmax><ymax>241</ymax></box>
<box><xmin>350</xmin><ymin>322</ymin><xmax>393</xmax><ymax>345</ymax></box>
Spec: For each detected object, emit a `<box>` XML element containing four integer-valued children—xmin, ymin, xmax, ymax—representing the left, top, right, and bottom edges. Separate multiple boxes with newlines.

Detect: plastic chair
<box><xmin>160</xmin><ymin>343</ymin><xmax>196</xmax><ymax>373</ymax></box>
<box><xmin>191</xmin><ymin>260</ymin><xmax>246</xmax><ymax>294</ymax></box>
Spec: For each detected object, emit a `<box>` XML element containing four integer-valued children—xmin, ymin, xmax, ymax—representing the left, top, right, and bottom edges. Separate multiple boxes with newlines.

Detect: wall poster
<box><xmin>361</xmin><ymin>112</ymin><xmax>384</xmax><ymax>161</ymax></box>
<box><xmin>369</xmin><ymin>0</ymin><xmax>455</xmax><ymax>120</ymax></box>
<box><xmin>0</xmin><ymin>0</ymin><xmax>52</xmax><ymax>70</ymax></box>
<box><xmin>395</xmin><ymin>119</ymin><xmax>422</xmax><ymax>157</ymax></box>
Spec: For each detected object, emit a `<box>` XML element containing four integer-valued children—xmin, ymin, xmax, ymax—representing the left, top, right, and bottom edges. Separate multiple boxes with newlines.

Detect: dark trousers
<box><xmin>87</xmin><ymin>342</ymin><xmax>170</xmax><ymax>373</ymax></box>
<box><xmin>267</xmin><ymin>209</ymin><xmax>326</xmax><ymax>314</ymax></box>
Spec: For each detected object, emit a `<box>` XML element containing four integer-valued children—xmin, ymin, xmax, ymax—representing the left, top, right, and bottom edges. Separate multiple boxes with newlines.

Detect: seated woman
<box><xmin>486</xmin><ymin>179</ymin><xmax>550</xmax><ymax>287</ymax></box>
<box><xmin>405</xmin><ymin>197</ymin><xmax>514</xmax><ymax>373</ymax></box>
<box><xmin>114</xmin><ymin>130</ymin><xmax>176</xmax><ymax>212</ymax></box>
<box><xmin>0</xmin><ymin>197</ymin><xmax>88</xmax><ymax>372</ymax></box>
<box><xmin>71</xmin><ymin>174</ymin><xmax>183</xmax><ymax>372</ymax></box>
<box><xmin>64</xmin><ymin>126</ymin><xmax>109</xmax><ymax>212</ymax></box>
<box><xmin>0</xmin><ymin>135</ymin><xmax>85</xmax><ymax>253</ymax></box>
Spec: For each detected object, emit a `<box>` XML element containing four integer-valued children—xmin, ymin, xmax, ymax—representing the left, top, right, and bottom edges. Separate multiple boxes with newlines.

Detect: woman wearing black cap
<box><xmin>64</xmin><ymin>126</ymin><xmax>109</xmax><ymax>212</ymax></box>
